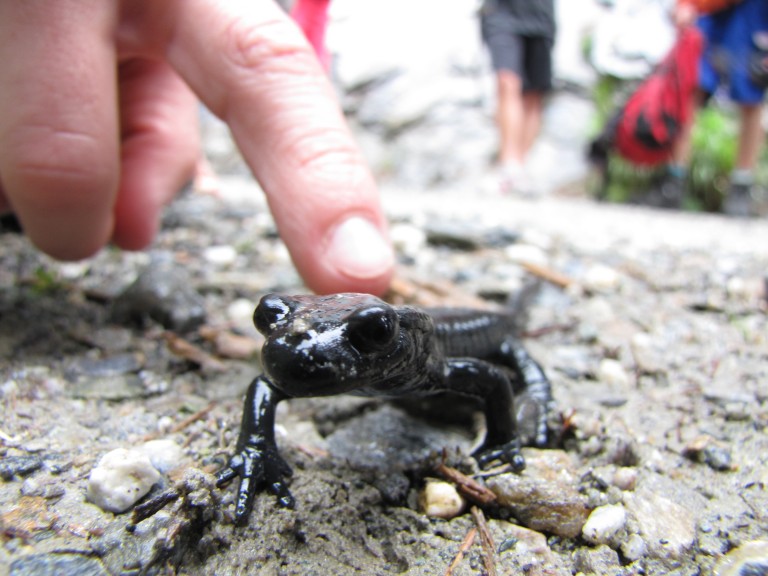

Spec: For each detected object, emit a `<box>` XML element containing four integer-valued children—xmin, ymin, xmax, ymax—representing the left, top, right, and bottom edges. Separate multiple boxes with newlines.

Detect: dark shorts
<box><xmin>480</xmin><ymin>10</ymin><xmax>554</xmax><ymax>92</ymax></box>
<box><xmin>698</xmin><ymin>0</ymin><xmax>768</xmax><ymax>103</ymax></box>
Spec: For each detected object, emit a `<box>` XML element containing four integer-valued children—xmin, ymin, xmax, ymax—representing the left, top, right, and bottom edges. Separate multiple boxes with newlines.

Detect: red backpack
<box><xmin>614</xmin><ymin>27</ymin><xmax>703</xmax><ymax>166</ymax></box>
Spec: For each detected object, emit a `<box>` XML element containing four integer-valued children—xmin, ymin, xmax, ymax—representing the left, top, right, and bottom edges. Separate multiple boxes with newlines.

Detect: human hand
<box><xmin>0</xmin><ymin>0</ymin><xmax>394</xmax><ymax>296</ymax></box>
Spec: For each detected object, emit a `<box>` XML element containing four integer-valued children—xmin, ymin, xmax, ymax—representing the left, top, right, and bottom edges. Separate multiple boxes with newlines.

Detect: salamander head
<box><xmin>253</xmin><ymin>293</ymin><xmax>424</xmax><ymax>397</ymax></box>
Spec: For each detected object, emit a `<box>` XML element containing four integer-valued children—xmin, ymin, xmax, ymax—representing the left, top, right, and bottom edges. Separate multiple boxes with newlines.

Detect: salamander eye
<box><xmin>253</xmin><ymin>294</ymin><xmax>293</xmax><ymax>335</ymax></box>
<box><xmin>347</xmin><ymin>305</ymin><xmax>399</xmax><ymax>353</ymax></box>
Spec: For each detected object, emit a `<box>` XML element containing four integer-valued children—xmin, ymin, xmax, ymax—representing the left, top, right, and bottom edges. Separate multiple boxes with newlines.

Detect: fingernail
<box><xmin>326</xmin><ymin>216</ymin><xmax>394</xmax><ymax>281</ymax></box>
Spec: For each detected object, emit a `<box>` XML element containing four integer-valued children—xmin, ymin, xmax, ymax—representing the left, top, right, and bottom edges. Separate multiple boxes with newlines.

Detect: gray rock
<box><xmin>572</xmin><ymin>544</ymin><xmax>621</xmax><ymax>575</ymax></box>
<box><xmin>111</xmin><ymin>254</ymin><xmax>206</xmax><ymax>332</ymax></box>
<box><xmin>490</xmin><ymin>520</ymin><xmax>571</xmax><ymax>575</ymax></box>
<box><xmin>623</xmin><ymin>487</ymin><xmax>696</xmax><ymax>560</ymax></box>
<box><xmin>0</xmin><ymin>455</ymin><xmax>43</xmax><ymax>481</ymax></box>
<box><xmin>10</xmin><ymin>553</ymin><xmax>108</xmax><ymax>576</ymax></box>
<box><xmin>326</xmin><ymin>404</ymin><xmax>472</xmax><ymax>471</ymax></box>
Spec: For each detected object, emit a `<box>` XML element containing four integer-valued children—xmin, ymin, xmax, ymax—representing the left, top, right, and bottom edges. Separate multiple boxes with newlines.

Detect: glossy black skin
<box><xmin>216</xmin><ymin>293</ymin><xmax>554</xmax><ymax>525</ymax></box>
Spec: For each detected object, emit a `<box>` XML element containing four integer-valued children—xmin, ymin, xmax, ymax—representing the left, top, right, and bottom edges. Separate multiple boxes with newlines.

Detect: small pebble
<box><xmin>598</xmin><ymin>359</ymin><xmax>630</xmax><ymax>388</ymax></box>
<box><xmin>87</xmin><ymin>448</ymin><xmax>161</xmax><ymax>513</ymax></box>
<box><xmin>612</xmin><ymin>467</ymin><xmax>638</xmax><ymax>491</ymax></box>
<box><xmin>582</xmin><ymin>504</ymin><xmax>627</xmax><ymax>546</ymax></box>
<box><xmin>504</xmin><ymin>244</ymin><xmax>549</xmax><ymax>267</ymax></box>
<box><xmin>135</xmin><ymin>440</ymin><xmax>184</xmax><ymax>474</ymax></box>
<box><xmin>620</xmin><ymin>533</ymin><xmax>647</xmax><ymax>561</ymax></box>
<box><xmin>156</xmin><ymin>416</ymin><xmax>175</xmax><ymax>434</ymax></box>
<box><xmin>683</xmin><ymin>435</ymin><xmax>734</xmax><ymax>471</ymax></box>
<box><xmin>389</xmin><ymin>223</ymin><xmax>427</xmax><ymax>259</ymax></box>
<box><xmin>227</xmin><ymin>298</ymin><xmax>260</xmax><ymax>335</ymax></box>
<box><xmin>203</xmin><ymin>245</ymin><xmax>238</xmax><ymax>266</ymax></box>
<box><xmin>630</xmin><ymin>333</ymin><xmax>664</xmax><ymax>374</ymax></box>
<box><xmin>419</xmin><ymin>479</ymin><xmax>465</xmax><ymax>519</ymax></box>
<box><xmin>583</xmin><ymin>264</ymin><xmax>621</xmax><ymax>292</ymax></box>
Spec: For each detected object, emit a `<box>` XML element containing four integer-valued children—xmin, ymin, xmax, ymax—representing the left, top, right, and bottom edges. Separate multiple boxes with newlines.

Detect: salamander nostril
<box><xmin>347</xmin><ymin>305</ymin><xmax>399</xmax><ymax>353</ymax></box>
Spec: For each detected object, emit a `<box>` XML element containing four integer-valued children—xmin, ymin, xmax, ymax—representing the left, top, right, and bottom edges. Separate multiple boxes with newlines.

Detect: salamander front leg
<box><xmin>495</xmin><ymin>338</ymin><xmax>553</xmax><ymax>447</ymax></box>
<box><xmin>216</xmin><ymin>376</ymin><xmax>294</xmax><ymax>525</ymax></box>
<box><xmin>443</xmin><ymin>359</ymin><xmax>526</xmax><ymax>472</ymax></box>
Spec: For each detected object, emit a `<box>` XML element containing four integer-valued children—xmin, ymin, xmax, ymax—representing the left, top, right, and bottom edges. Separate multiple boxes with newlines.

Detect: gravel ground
<box><xmin>1</xmin><ymin>175</ymin><xmax>767</xmax><ymax>576</ymax></box>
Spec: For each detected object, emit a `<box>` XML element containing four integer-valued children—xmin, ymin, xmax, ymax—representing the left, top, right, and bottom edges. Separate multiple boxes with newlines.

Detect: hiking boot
<box><xmin>646</xmin><ymin>175</ymin><xmax>685</xmax><ymax>209</ymax></box>
<box><xmin>723</xmin><ymin>182</ymin><xmax>755</xmax><ymax>217</ymax></box>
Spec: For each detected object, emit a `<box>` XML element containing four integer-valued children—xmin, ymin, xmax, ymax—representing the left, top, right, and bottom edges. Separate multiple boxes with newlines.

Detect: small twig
<box><xmin>131</xmin><ymin>489</ymin><xmax>181</xmax><ymax>524</ymax></box>
<box><xmin>142</xmin><ymin>402</ymin><xmax>216</xmax><ymax>442</ymax></box>
<box><xmin>435</xmin><ymin>463</ymin><xmax>497</xmax><ymax>506</ymax></box>
<box><xmin>171</xmin><ymin>402</ymin><xmax>217</xmax><ymax>434</ymax></box>
<box><xmin>520</xmin><ymin>261</ymin><xmax>574</xmax><ymax>289</ymax></box>
<box><xmin>444</xmin><ymin>527</ymin><xmax>477</xmax><ymax>576</ymax></box>
<box><xmin>521</xmin><ymin>321</ymin><xmax>577</xmax><ymax>339</ymax></box>
<box><xmin>471</xmin><ymin>506</ymin><xmax>497</xmax><ymax>576</ymax></box>
<box><xmin>163</xmin><ymin>332</ymin><xmax>227</xmax><ymax>372</ymax></box>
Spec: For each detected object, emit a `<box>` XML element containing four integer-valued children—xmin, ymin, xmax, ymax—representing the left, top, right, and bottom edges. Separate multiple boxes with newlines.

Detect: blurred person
<box><xmin>656</xmin><ymin>0</ymin><xmax>768</xmax><ymax>216</ymax></box>
<box><xmin>479</xmin><ymin>0</ymin><xmax>556</xmax><ymax>195</ymax></box>
<box><xmin>0</xmin><ymin>1</ymin><xmax>393</xmax><ymax>296</ymax></box>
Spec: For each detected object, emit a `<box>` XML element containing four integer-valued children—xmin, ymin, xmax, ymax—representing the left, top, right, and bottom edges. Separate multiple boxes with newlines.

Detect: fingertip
<box><xmin>8</xmin><ymin>172</ymin><xmax>117</xmax><ymax>261</ymax></box>
<box><xmin>300</xmin><ymin>216</ymin><xmax>394</xmax><ymax>296</ymax></box>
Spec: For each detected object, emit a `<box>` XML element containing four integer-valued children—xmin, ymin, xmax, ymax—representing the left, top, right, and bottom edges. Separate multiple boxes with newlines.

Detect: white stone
<box><xmin>135</xmin><ymin>439</ymin><xmax>184</xmax><ymax>474</ymax></box>
<box><xmin>583</xmin><ymin>264</ymin><xmax>621</xmax><ymax>292</ymax></box>
<box><xmin>227</xmin><ymin>298</ymin><xmax>259</xmax><ymax>335</ymax></box>
<box><xmin>389</xmin><ymin>223</ymin><xmax>427</xmax><ymax>258</ymax></box>
<box><xmin>630</xmin><ymin>333</ymin><xmax>664</xmax><ymax>374</ymax></box>
<box><xmin>620</xmin><ymin>533</ymin><xmax>648</xmax><ymax>561</ymax></box>
<box><xmin>582</xmin><ymin>504</ymin><xmax>627</xmax><ymax>546</ymax></box>
<box><xmin>612</xmin><ymin>467</ymin><xmax>638</xmax><ymax>491</ymax></box>
<box><xmin>504</xmin><ymin>244</ymin><xmax>549</xmax><ymax>267</ymax></box>
<box><xmin>598</xmin><ymin>359</ymin><xmax>630</xmax><ymax>388</ymax></box>
<box><xmin>87</xmin><ymin>448</ymin><xmax>161</xmax><ymax>513</ymax></box>
<box><xmin>203</xmin><ymin>245</ymin><xmax>238</xmax><ymax>266</ymax></box>
<box><xmin>419</xmin><ymin>480</ymin><xmax>465</xmax><ymax>519</ymax></box>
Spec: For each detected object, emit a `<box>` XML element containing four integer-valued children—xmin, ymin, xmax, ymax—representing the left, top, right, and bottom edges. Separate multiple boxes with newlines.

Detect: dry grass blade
<box><xmin>444</xmin><ymin>527</ymin><xmax>477</xmax><ymax>576</ymax></box>
<box><xmin>471</xmin><ymin>506</ymin><xmax>497</xmax><ymax>576</ymax></box>
<box><xmin>436</xmin><ymin>463</ymin><xmax>497</xmax><ymax>506</ymax></box>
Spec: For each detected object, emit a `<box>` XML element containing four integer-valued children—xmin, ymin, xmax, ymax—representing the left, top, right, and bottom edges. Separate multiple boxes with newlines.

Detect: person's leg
<box><xmin>496</xmin><ymin>70</ymin><xmax>525</xmax><ymax>166</ymax></box>
<box><xmin>724</xmin><ymin>103</ymin><xmax>764</xmax><ymax>216</ymax></box>
<box><xmin>520</xmin><ymin>91</ymin><xmax>544</xmax><ymax>158</ymax></box>
<box><xmin>734</xmin><ymin>103</ymin><xmax>764</xmax><ymax>171</ymax></box>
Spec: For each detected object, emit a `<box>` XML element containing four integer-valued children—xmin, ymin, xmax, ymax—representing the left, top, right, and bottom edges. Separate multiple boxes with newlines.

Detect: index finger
<box><xmin>122</xmin><ymin>0</ymin><xmax>394</xmax><ymax>295</ymax></box>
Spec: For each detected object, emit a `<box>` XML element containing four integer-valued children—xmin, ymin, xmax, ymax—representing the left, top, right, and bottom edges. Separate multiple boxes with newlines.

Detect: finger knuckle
<box><xmin>220</xmin><ymin>15</ymin><xmax>317</xmax><ymax>80</ymax></box>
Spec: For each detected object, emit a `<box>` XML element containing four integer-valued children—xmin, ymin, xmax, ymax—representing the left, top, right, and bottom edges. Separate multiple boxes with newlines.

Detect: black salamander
<box><xmin>216</xmin><ymin>293</ymin><xmax>554</xmax><ymax>524</ymax></box>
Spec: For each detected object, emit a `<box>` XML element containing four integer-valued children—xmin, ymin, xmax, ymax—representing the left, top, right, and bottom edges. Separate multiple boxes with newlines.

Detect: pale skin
<box><xmin>0</xmin><ymin>0</ymin><xmax>394</xmax><ymax>296</ymax></box>
<box><xmin>495</xmin><ymin>70</ymin><xmax>545</xmax><ymax>166</ymax></box>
